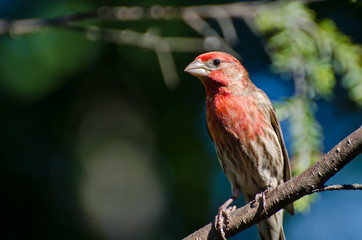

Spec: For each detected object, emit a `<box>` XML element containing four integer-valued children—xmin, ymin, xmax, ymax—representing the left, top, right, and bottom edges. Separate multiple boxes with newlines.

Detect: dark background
<box><xmin>0</xmin><ymin>0</ymin><xmax>361</xmax><ymax>239</ymax></box>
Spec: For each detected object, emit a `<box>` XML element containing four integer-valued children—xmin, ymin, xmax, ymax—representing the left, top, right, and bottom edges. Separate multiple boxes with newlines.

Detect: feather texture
<box><xmin>185</xmin><ymin>51</ymin><xmax>294</xmax><ymax>240</ymax></box>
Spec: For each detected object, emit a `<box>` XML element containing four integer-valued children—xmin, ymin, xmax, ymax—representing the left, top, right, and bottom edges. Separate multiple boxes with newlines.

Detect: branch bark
<box><xmin>184</xmin><ymin>125</ymin><xmax>362</xmax><ymax>240</ymax></box>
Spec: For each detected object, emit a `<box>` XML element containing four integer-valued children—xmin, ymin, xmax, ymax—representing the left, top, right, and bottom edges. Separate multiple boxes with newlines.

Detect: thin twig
<box><xmin>181</xmin><ymin>9</ymin><xmax>239</xmax><ymax>57</ymax></box>
<box><xmin>312</xmin><ymin>184</ymin><xmax>362</xmax><ymax>193</ymax></box>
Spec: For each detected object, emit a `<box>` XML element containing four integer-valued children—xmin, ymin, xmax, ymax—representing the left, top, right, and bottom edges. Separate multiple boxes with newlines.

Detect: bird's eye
<box><xmin>213</xmin><ymin>59</ymin><xmax>221</xmax><ymax>66</ymax></box>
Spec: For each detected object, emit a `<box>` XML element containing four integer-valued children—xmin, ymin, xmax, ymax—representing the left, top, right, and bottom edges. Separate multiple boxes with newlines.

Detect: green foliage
<box><xmin>255</xmin><ymin>0</ymin><xmax>362</xmax><ymax>212</ymax></box>
<box><xmin>318</xmin><ymin>20</ymin><xmax>362</xmax><ymax>106</ymax></box>
<box><xmin>276</xmin><ymin>98</ymin><xmax>322</xmax><ymax>174</ymax></box>
<box><xmin>276</xmin><ymin>97</ymin><xmax>323</xmax><ymax>212</ymax></box>
<box><xmin>255</xmin><ymin>0</ymin><xmax>362</xmax><ymax>104</ymax></box>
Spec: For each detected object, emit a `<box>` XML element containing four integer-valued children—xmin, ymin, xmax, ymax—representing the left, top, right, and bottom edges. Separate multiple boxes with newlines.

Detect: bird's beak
<box><xmin>184</xmin><ymin>59</ymin><xmax>208</xmax><ymax>77</ymax></box>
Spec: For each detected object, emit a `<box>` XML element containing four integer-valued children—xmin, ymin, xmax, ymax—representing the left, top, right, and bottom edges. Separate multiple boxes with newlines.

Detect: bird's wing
<box><xmin>269</xmin><ymin>106</ymin><xmax>292</xmax><ymax>183</ymax></box>
<box><xmin>270</xmin><ymin>104</ymin><xmax>295</xmax><ymax>216</ymax></box>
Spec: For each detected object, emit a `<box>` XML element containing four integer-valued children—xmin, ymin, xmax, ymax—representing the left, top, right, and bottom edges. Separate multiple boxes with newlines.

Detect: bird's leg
<box><xmin>255</xmin><ymin>182</ymin><xmax>278</xmax><ymax>214</ymax></box>
<box><xmin>215</xmin><ymin>197</ymin><xmax>237</xmax><ymax>240</ymax></box>
<box><xmin>255</xmin><ymin>192</ymin><xmax>267</xmax><ymax>214</ymax></box>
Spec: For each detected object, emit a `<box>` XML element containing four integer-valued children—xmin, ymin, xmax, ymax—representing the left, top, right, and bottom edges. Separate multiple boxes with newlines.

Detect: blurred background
<box><xmin>0</xmin><ymin>0</ymin><xmax>361</xmax><ymax>239</ymax></box>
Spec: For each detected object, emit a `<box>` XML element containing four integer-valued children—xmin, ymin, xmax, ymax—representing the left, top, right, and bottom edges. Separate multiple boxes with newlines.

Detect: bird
<box><xmin>184</xmin><ymin>51</ymin><xmax>294</xmax><ymax>240</ymax></box>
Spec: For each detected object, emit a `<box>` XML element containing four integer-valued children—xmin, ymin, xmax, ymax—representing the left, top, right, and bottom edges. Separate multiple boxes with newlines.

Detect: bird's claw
<box><xmin>215</xmin><ymin>205</ymin><xmax>236</xmax><ymax>240</ymax></box>
<box><xmin>255</xmin><ymin>184</ymin><xmax>277</xmax><ymax>214</ymax></box>
<box><xmin>255</xmin><ymin>191</ymin><xmax>267</xmax><ymax>214</ymax></box>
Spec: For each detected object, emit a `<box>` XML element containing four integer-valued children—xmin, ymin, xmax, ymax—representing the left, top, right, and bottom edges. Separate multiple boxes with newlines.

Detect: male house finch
<box><xmin>185</xmin><ymin>52</ymin><xmax>294</xmax><ymax>240</ymax></box>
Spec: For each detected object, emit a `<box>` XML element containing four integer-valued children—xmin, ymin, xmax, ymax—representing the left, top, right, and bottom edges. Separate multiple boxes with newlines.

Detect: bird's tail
<box><xmin>257</xmin><ymin>209</ymin><xmax>285</xmax><ymax>240</ymax></box>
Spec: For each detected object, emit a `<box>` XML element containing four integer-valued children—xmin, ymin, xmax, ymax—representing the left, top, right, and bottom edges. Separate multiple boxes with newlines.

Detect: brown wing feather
<box><xmin>270</xmin><ymin>105</ymin><xmax>295</xmax><ymax>216</ymax></box>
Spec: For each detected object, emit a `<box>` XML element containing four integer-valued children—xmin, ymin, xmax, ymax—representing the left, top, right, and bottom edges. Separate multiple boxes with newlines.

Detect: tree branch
<box><xmin>0</xmin><ymin>0</ymin><xmax>326</xmax><ymax>88</ymax></box>
<box><xmin>0</xmin><ymin>1</ymin><xmax>324</xmax><ymax>36</ymax></box>
<box><xmin>183</xmin><ymin>125</ymin><xmax>362</xmax><ymax>240</ymax></box>
<box><xmin>312</xmin><ymin>184</ymin><xmax>362</xmax><ymax>193</ymax></box>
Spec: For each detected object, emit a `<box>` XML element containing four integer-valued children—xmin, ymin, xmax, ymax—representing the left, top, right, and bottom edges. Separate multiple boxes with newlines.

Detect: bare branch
<box><xmin>0</xmin><ymin>2</ymin><xmax>264</xmax><ymax>35</ymax></box>
<box><xmin>312</xmin><ymin>184</ymin><xmax>362</xmax><ymax>193</ymax></box>
<box><xmin>181</xmin><ymin>9</ymin><xmax>239</xmax><ymax>57</ymax></box>
<box><xmin>0</xmin><ymin>0</ymin><xmax>325</xmax><ymax>88</ymax></box>
<box><xmin>0</xmin><ymin>1</ymin><xmax>324</xmax><ymax>36</ymax></box>
<box><xmin>155</xmin><ymin>41</ymin><xmax>179</xmax><ymax>88</ymax></box>
<box><xmin>183</xmin><ymin>125</ymin><xmax>362</xmax><ymax>240</ymax></box>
